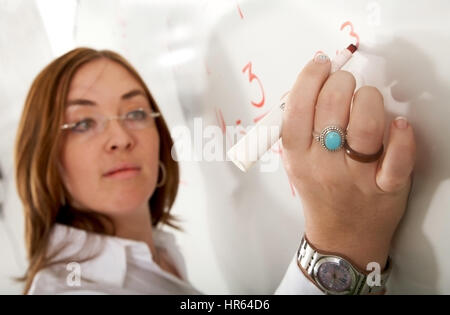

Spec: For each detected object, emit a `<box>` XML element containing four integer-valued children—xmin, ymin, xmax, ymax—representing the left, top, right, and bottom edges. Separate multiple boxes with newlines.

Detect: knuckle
<box><xmin>317</xmin><ymin>89</ymin><xmax>347</xmax><ymax>111</ymax></box>
<box><xmin>333</xmin><ymin>70</ymin><xmax>356</xmax><ymax>87</ymax></box>
<box><xmin>350</xmin><ymin>117</ymin><xmax>383</xmax><ymax>139</ymax></box>
<box><xmin>379</xmin><ymin>174</ymin><xmax>405</xmax><ymax>193</ymax></box>
<box><xmin>284</xmin><ymin>98</ymin><xmax>306</xmax><ymax>118</ymax></box>
<box><xmin>355</xmin><ymin>86</ymin><xmax>384</xmax><ymax>104</ymax></box>
<box><xmin>300</xmin><ymin>64</ymin><xmax>325</xmax><ymax>82</ymax></box>
<box><xmin>363</xmin><ymin>117</ymin><xmax>382</xmax><ymax>135</ymax></box>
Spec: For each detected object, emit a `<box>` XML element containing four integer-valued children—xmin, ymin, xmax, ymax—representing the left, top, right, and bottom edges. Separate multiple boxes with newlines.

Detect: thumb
<box><xmin>376</xmin><ymin>117</ymin><xmax>416</xmax><ymax>193</ymax></box>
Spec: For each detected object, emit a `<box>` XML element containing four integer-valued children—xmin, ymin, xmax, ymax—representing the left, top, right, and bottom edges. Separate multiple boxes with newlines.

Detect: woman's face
<box><xmin>60</xmin><ymin>58</ymin><xmax>160</xmax><ymax>217</ymax></box>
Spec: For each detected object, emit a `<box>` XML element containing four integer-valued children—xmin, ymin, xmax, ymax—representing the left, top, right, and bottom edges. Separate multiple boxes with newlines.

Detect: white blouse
<box><xmin>28</xmin><ymin>223</ymin><xmax>322</xmax><ymax>295</ymax></box>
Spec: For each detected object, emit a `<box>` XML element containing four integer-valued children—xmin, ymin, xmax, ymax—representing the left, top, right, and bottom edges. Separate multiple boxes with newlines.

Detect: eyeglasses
<box><xmin>60</xmin><ymin>108</ymin><xmax>161</xmax><ymax>138</ymax></box>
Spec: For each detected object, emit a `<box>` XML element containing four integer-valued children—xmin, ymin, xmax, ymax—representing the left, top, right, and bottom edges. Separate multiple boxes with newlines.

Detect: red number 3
<box><xmin>340</xmin><ymin>21</ymin><xmax>360</xmax><ymax>48</ymax></box>
<box><xmin>242</xmin><ymin>62</ymin><xmax>266</xmax><ymax>108</ymax></box>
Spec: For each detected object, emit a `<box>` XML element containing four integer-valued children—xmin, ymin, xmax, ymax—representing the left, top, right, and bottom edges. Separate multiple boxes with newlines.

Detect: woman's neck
<box><xmin>112</xmin><ymin>204</ymin><xmax>160</xmax><ymax>264</ymax></box>
<box><xmin>111</xmin><ymin>205</ymin><xmax>182</xmax><ymax>280</ymax></box>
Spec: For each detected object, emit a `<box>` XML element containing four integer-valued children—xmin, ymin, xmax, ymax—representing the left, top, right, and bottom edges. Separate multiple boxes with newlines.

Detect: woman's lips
<box><xmin>104</xmin><ymin>167</ymin><xmax>141</xmax><ymax>179</ymax></box>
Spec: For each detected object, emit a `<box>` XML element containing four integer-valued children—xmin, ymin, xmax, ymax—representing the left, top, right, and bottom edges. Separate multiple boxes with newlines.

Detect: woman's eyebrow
<box><xmin>121</xmin><ymin>89</ymin><xmax>146</xmax><ymax>100</ymax></box>
<box><xmin>66</xmin><ymin>89</ymin><xmax>146</xmax><ymax>106</ymax></box>
<box><xmin>66</xmin><ymin>98</ymin><xmax>96</xmax><ymax>106</ymax></box>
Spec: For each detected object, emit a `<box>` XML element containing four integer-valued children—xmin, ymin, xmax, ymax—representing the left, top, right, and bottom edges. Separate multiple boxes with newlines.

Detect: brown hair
<box><xmin>15</xmin><ymin>48</ymin><xmax>180</xmax><ymax>294</ymax></box>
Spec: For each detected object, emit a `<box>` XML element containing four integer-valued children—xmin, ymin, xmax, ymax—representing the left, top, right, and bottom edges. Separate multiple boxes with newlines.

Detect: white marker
<box><xmin>227</xmin><ymin>44</ymin><xmax>358</xmax><ymax>172</ymax></box>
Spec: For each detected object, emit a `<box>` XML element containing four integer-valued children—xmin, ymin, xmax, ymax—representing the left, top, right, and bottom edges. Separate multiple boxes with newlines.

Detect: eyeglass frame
<box><xmin>60</xmin><ymin>107</ymin><xmax>161</xmax><ymax>134</ymax></box>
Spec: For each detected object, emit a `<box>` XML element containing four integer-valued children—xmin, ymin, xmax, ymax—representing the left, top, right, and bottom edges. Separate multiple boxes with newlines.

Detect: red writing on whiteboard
<box><xmin>242</xmin><ymin>62</ymin><xmax>266</xmax><ymax>108</ymax></box>
<box><xmin>235</xmin><ymin>120</ymin><xmax>247</xmax><ymax>135</ymax></box>
<box><xmin>340</xmin><ymin>21</ymin><xmax>360</xmax><ymax>48</ymax></box>
<box><xmin>236</xmin><ymin>1</ymin><xmax>244</xmax><ymax>19</ymax></box>
<box><xmin>215</xmin><ymin>108</ymin><xmax>226</xmax><ymax>135</ymax></box>
<box><xmin>253</xmin><ymin>109</ymin><xmax>270</xmax><ymax>124</ymax></box>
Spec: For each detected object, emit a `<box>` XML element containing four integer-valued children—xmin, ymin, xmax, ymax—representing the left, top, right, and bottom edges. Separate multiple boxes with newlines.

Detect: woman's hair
<box><xmin>15</xmin><ymin>48</ymin><xmax>180</xmax><ymax>294</ymax></box>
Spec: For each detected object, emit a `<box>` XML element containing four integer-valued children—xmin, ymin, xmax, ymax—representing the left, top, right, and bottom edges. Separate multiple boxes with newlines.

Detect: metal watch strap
<box><xmin>297</xmin><ymin>236</ymin><xmax>392</xmax><ymax>295</ymax></box>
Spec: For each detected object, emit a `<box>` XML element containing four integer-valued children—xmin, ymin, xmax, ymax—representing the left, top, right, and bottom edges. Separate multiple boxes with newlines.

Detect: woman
<box><xmin>15</xmin><ymin>48</ymin><xmax>416</xmax><ymax>294</ymax></box>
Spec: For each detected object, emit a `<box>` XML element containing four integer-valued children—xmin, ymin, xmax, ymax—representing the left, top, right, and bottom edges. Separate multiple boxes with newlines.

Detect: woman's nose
<box><xmin>104</xmin><ymin>119</ymin><xmax>135</xmax><ymax>152</ymax></box>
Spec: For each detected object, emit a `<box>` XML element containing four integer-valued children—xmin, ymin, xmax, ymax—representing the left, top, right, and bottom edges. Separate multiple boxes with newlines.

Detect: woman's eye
<box><xmin>126</xmin><ymin>109</ymin><xmax>147</xmax><ymax>121</ymax></box>
<box><xmin>72</xmin><ymin>118</ymin><xmax>96</xmax><ymax>132</ymax></box>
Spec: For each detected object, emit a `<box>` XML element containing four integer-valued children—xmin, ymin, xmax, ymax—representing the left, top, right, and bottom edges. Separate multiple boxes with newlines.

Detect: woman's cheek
<box><xmin>61</xmin><ymin>146</ymin><xmax>96</xmax><ymax>199</ymax></box>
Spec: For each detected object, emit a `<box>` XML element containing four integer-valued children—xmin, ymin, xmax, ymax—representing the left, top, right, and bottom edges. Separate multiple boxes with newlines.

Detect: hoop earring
<box><xmin>156</xmin><ymin>161</ymin><xmax>167</xmax><ymax>188</ymax></box>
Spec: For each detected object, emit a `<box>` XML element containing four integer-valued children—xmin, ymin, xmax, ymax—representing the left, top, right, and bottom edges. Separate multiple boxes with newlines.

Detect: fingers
<box><xmin>282</xmin><ymin>53</ymin><xmax>331</xmax><ymax>152</ymax></box>
<box><xmin>314</xmin><ymin>70</ymin><xmax>356</xmax><ymax>135</ymax></box>
<box><xmin>376</xmin><ymin>117</ymin><xmax>416</xmax><ymax>193</ymax></box>
<box><xmin>345</xmin><ymin>86</ymin><xmax>385</xmax><ymax>166</ymax></box>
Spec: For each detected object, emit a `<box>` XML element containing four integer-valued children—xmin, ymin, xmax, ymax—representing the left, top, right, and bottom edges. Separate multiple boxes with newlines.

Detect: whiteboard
<box><xmin>1</xmin><ymin>0</ymin><xmax>449</xmax><ymax>294</ymax></box>
<box><xmin>0</xmin><ymin>0</ymin><xmax>53</xmax><ymax>293</ymax></box>
<box><xmin>166</xmin><ymin>0</ymin><xmax>450</xmax><ymax>294</ymax></box>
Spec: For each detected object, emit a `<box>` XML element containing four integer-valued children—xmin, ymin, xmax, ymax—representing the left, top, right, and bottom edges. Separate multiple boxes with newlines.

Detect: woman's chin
<box><xmin>109</xmin><ymin>179</ymin><xmax>156</xmax><ymax>196</ymax></box>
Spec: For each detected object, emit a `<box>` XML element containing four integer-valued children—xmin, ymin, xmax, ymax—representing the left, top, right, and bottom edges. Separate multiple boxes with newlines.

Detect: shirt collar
<box><xmin>47</xmin><ymin>223</ymin><xmax>173</xmax><ymax>288</ymax></box>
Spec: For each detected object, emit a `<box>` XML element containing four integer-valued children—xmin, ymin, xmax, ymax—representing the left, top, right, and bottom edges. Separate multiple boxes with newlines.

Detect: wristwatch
<box><xmin>297</xmin><ymin>235</ymin><xmax>392</xmax><ymax>295</ymax></box>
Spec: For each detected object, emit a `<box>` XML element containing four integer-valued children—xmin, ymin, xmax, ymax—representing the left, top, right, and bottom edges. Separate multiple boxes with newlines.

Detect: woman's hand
<box><xmin>281</xmin><ymin>53</ymin><xmax>416</xmax><ymax>271</ymax></box>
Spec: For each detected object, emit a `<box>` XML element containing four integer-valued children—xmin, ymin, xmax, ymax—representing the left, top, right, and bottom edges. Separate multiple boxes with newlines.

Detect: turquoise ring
<box><xmin>313</xmin><ymin>126</ymin><xmax>346</xmax><ymax>152</ymax></box>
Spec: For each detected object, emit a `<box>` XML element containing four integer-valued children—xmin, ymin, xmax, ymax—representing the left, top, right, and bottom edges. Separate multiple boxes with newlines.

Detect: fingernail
<box><xmin>394</xmin><ymin>116</ymin><xmax>408</xmax><ymax>129</ymax></box>
<box><xmin>314</xmin><ymin>52</ymin><xmax>330</xmax><ymax>64</ymax></box>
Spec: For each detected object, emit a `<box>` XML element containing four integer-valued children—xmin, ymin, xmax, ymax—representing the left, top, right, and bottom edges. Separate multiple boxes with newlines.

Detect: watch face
<box><xmin>316</xmin><ymin>260</ymin><xmax>353</xmax><ymax>293</ymax></box>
